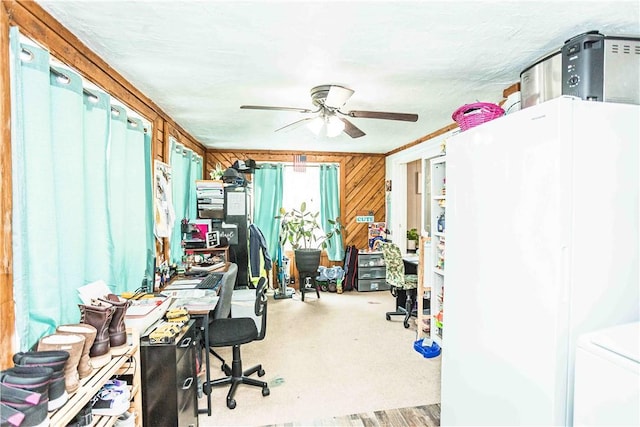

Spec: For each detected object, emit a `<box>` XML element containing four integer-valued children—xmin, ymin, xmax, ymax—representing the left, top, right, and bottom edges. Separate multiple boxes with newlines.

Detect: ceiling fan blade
<box><xmin>340</xmin><ymin>118</ymin><xmax>366</xmax><ymax>138</ymax></box>
<box><xmin>274</xmin><ymin>117</ymin><xmax>314</xmax><ymax>133</ymax></box>
<box><xmin>345</xmin><ymin>110</ymin><xmax>419</xmax><ymax>122</ymax></box>
<box><xmin>241</xmin><ymin>105</ymin><xmax>314</xmax><ymax>114</ymax></box>
<box><xmin>324</xmin><ymin>85</ymin><xmax>355</xmax><ymax>109</ymax></box>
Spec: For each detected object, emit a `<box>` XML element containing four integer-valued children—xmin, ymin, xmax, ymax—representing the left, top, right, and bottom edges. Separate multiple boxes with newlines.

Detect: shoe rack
<box><xmin>48</xmin><ymin>329</ymin><xmax>142</xmax><ymax>427</ymax></box>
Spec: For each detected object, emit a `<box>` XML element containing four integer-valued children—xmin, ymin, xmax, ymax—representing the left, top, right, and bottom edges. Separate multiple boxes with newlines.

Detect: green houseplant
<box><xmin>209</xmin><ymin>162</ymin><xmax>225</xmax><ymax>180</ymax></box>
<box><xmin>407</xmin><ymin>228</ymin><xmax>419</xmax><ymax>251</ymax></box>
<box><xmin>276</xmin><ymin>202</ymin><xmax>342</xmax><ymax>274</ymax></box>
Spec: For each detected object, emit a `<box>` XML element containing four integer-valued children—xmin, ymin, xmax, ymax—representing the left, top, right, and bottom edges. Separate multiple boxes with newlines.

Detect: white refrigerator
<box><xmin>440</xmin><ymin>97</ymin><xmax>639</xmax><ymax>426</ymax></box>
<box><xmin>573</xmin><ymin>322</ymin><xmax>639</xmax><ymax>426</ymax></box>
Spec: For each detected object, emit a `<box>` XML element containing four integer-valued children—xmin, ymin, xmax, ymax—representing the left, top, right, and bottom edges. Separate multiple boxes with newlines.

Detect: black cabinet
<box><xmin>140</xmin><ymin>320</ymin><xmax>198</xmax><ymax>427</ymax></box>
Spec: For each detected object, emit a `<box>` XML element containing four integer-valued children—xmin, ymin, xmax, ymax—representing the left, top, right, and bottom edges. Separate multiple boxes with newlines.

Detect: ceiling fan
<box><xmin>240</xmin><ymin>84</ymin><xmax>418</xmax><ymax>138</ymax></box>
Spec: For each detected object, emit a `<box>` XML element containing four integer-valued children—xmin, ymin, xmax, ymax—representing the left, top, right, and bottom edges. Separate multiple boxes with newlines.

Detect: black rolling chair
<box><xmin>208</xmin><ymin>263</ymin><xmax>237</xmax><ymax>376</ymax></box>
<box><xmin>202</xmin><ymin>277</ymin><xmax>270</xmax><ymax>409</ymax></box>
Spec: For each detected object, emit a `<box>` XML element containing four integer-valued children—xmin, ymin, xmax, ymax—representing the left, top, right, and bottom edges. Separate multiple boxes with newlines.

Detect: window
<box><xmin>280</xmin><ymin>163</ymin><xmax>338</xmax><ymax>250</ymax></box>
<box><xmin>282</xmin><ymin>165</ymin><xmax>321</xmax><ymax>216</ymax></box>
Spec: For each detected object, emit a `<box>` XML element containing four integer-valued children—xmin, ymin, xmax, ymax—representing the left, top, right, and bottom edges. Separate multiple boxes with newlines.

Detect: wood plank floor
<box><xmin>262</xmin><ymin>404</ymin><xmax>441</xmax><ymax>427</ymax></box>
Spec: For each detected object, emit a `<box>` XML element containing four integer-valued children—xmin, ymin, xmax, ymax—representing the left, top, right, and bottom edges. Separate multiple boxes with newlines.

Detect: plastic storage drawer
<box><xmin>357</xmin><ymin>278</ymin><xmax>390</xmax><ymax>292</ymax></box>
<box><xmin>358</xmin><ymin>267</ymin><xmax>386</xmax><ymax>279</ymax></box>
<box><xmin>357</xmin><ymin>252</ymin><xmax>385</xmax><ymax>267</ymax></box>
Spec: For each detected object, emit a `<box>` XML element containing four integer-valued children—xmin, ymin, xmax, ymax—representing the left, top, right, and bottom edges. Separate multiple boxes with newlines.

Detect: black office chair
<box><xmin>380</xmin><ymin>241</ymin><xmax>418</xmax><ymax>328</ymax></box>
<box><xmin>202</xmin><ymin>277</ymin><xmax>270</xmax><ymax>409</ymax></box>
<box><xmin>209</xmin><ymin>263</ymin><xmax>237</xmax><ymax>376</ymax></box>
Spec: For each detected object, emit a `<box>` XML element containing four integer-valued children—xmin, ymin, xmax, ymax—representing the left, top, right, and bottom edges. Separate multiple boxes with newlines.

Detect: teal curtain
<box><xmin>121</xmin><ymin>118</ymin><xmax>148</xmax><ymax>293</ymax></box>
<box><xmin>320</xmin><ymin>164</ymin><xmax>344</xmax><ymax>261</ymax></box>
<box><xmin>253</xmin><ymin>164</ymin><xmax>284</xmax><ymax>260</ymax></box>
<box><xmin>10</xmin><ymin>35</ymin><xmax>61</xmax><ymax>346</ymax></box>
<box><xmin>49</xmin><ymin>65</ymin><xmax>86</xmax><ymax>324</ymax></box>
<box><xmin>169</xmin><ymin>140</ymin><xmax>200</xmax><ymax>265</ymax></box>
<box><xmin>143</xmin><ymin>132</ymin><xmax>156</xmax><ymax>286</ymax></box>
<box><xmin>187</xmin><ymin>154</ymin><xmax>203</xmax><ymax>221</ymax></box>
<box><xmin>83</xmin><ymin>89</ymin><xmax>113</xmax><ymax>286</ymax></box>
<box><xmin>107</xmin><ymin>106</ymin><xmax>129</xmax><ymax>293</ymax></box>
<box><xmin>10</xmin><ymin>31</ymin><xmax>153</xmax><ymax>349</ymax></box>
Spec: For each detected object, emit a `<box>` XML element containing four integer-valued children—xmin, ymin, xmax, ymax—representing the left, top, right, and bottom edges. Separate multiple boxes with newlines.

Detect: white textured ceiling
<box><xmin>36</xmin><ymin>1</ymin><xmax>639</xmax><ymax>154</ymax></box>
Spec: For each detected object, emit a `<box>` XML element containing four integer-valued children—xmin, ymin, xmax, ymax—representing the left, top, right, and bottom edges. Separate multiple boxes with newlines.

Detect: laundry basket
<box><xmin>452</xmin><ymin>102</ymin><xmax>504</xmax><ymax>131</ymax></box>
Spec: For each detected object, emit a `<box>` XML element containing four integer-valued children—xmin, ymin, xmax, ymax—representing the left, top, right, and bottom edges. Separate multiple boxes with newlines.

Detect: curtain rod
<box><xmin>259</xmin><ymin>162</ymin><xmax>339</xmax><ymax>168</ymax></box>
<box><xmin>22</xmin><ymin>48</ymin><xmax>149</xmax><ymax>132</ymax></box>
<box><xmin>48</xmin><ymin>67</ymin><xmax>148</xmax><ymax>132</ymax></box>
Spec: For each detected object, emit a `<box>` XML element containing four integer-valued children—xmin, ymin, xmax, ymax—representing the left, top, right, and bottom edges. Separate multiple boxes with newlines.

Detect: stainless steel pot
<box><xmin>520</xmin><ymin>49</ymin><xmax>562</xmax><ymax>109</ymax></box>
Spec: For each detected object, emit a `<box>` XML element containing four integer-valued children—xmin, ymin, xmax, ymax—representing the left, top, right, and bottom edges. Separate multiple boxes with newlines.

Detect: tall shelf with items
<box><xmin>416</xmin><ymin>235</ymin><xmax>431</xmax><ymax>339</ymax></box>
<box><xmin>430</xmin><ymin>156</ymin><xmax>446</xmax><ymax>346</ymax></box>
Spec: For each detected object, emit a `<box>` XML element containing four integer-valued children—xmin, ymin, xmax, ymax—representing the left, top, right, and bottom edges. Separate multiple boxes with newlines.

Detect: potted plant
<box><xmin>407</xmin><ymin>228</ymin><xmax>419</xmax><ymax>252</ymax></box>
<box><xmin>276</xmin><ymin>202</ymin><xmax>342</xmax><ymax>274</ymax></box>
<box><xmin>209</xmin><ymin>162</ymin><xmax>225</xmax><ymax>180</ymax></box>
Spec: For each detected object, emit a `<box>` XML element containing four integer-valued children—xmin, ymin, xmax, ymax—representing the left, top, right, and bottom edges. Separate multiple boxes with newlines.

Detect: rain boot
<box><xmin>100</xmin><ymin>294</ymin><xmax>131</xmax><ymax>356</ymax></box>
<box><xmin>0</xmin><ymin>383</ymin><xmax>48</xmax><ymax>427</ymax></box>
<box><xmin>37</xmin><ymin>333</ymin><xmax>85</xmax><ymax>393</ymax></box>
<box><xmin>56</xmin><ymin>323</ymin><xmax>97</xmax><ymax>378</ymax></box>
<box><xmin>1</xmin><ymin>364</ymin><xmax>58</xmax><ymax>412</ymax></box>
<box><xmin>79</xmin><ymin>301</ymin><xmax>115</xmax><ymax>369</ymax></box>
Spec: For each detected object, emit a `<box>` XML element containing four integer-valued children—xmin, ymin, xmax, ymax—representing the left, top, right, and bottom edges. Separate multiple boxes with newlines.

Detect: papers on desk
<box><xmin>161</xmin><ymin>289</ymin><xmax>207</xmax><ymax>298</ymax></box>
<box><xmin>126</xmin><ymin>298</ymin><xmax>166</xmax><ymax>317</ymax></box>
<box><xmin>173</xmin><ymin>295</ymin><xmax>219</xmax><ymax>312</ymax></box>
<box><xmin>164</xmin><ymin>279</ymin><xmax>201</xmax><ymax>290</ymax></box>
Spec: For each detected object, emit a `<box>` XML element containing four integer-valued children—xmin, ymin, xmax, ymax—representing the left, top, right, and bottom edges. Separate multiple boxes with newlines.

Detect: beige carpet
<box><xmin>198</xmin><ymin>289</ymin><xmax>441</xmax><ymax>427</ymax></box>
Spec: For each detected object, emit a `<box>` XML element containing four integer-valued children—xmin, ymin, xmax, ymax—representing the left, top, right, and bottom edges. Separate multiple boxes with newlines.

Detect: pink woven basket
<box><xmin>452</xmin><ymin>102</ymin><xmax>504</xmax><ymax>131</ymax></box>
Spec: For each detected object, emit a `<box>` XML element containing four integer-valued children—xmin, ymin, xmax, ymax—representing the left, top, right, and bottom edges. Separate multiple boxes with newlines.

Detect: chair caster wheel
<box><xmin>258</xmin><ymin>369</ymin><xmax>265</xmax><ymax>377</ymax></box>
<box><xmin>386</xmin><ymin>314</ymin><xmax>391</xmax><ymax>321</ymax></box>
<box><xmin>404</xmin><ymin>322</ymin><xmax>410</xmax><ymax>328</ymax></box>
<box><xmin>262</xmin><ymin>387</ymin><xmax>270</xmax><ymax>397</ymax></box>
<box><xmin>227</xmin><ymin>399</ymin><xmax>236</xmax><ymax>409</ymax></box>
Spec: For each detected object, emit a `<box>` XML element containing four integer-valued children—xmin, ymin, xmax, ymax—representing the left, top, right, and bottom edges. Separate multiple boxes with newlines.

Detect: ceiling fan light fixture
<box><xmin>326</xmin><ymin>115</ymin><xmax>345</xmax><ymax>137</ymax></box>
<box><xmin>307</xmin><ymin>115</ymin><xmax>344</xmax><ymax>138</ymax></box>
<box><xmin>324</xmin><ymin>85</ymin><xmax>355</xmax><ymax>109</ymax></box>
<box><xmin>307</xmin><ymin>116</ymin><xmax>325</xmax><ymax>135</ymax></box>
<box><xmin>243</xmin><ymin>84</ymin><xmax>416</xmax><ymax>139</ymax></box>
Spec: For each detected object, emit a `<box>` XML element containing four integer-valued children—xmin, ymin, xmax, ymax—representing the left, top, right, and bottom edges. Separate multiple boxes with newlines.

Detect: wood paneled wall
<box><xmin>206</xmin><ymin>150</ymin><xmax>386</xmax><ymax>251</ymax></box>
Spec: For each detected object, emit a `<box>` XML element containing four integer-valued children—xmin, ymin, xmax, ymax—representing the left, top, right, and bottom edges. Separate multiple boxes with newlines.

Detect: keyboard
<box><xmin>196</xmin><ymin>272</ymin><xmax>223</xmax><ymax>290</ymax></box>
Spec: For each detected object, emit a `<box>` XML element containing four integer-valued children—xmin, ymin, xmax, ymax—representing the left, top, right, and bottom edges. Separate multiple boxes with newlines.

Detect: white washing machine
<box><xmin>573</xmin><ymin>321</ymin><xmax>640</xmax><ymax>426</ymax></box>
